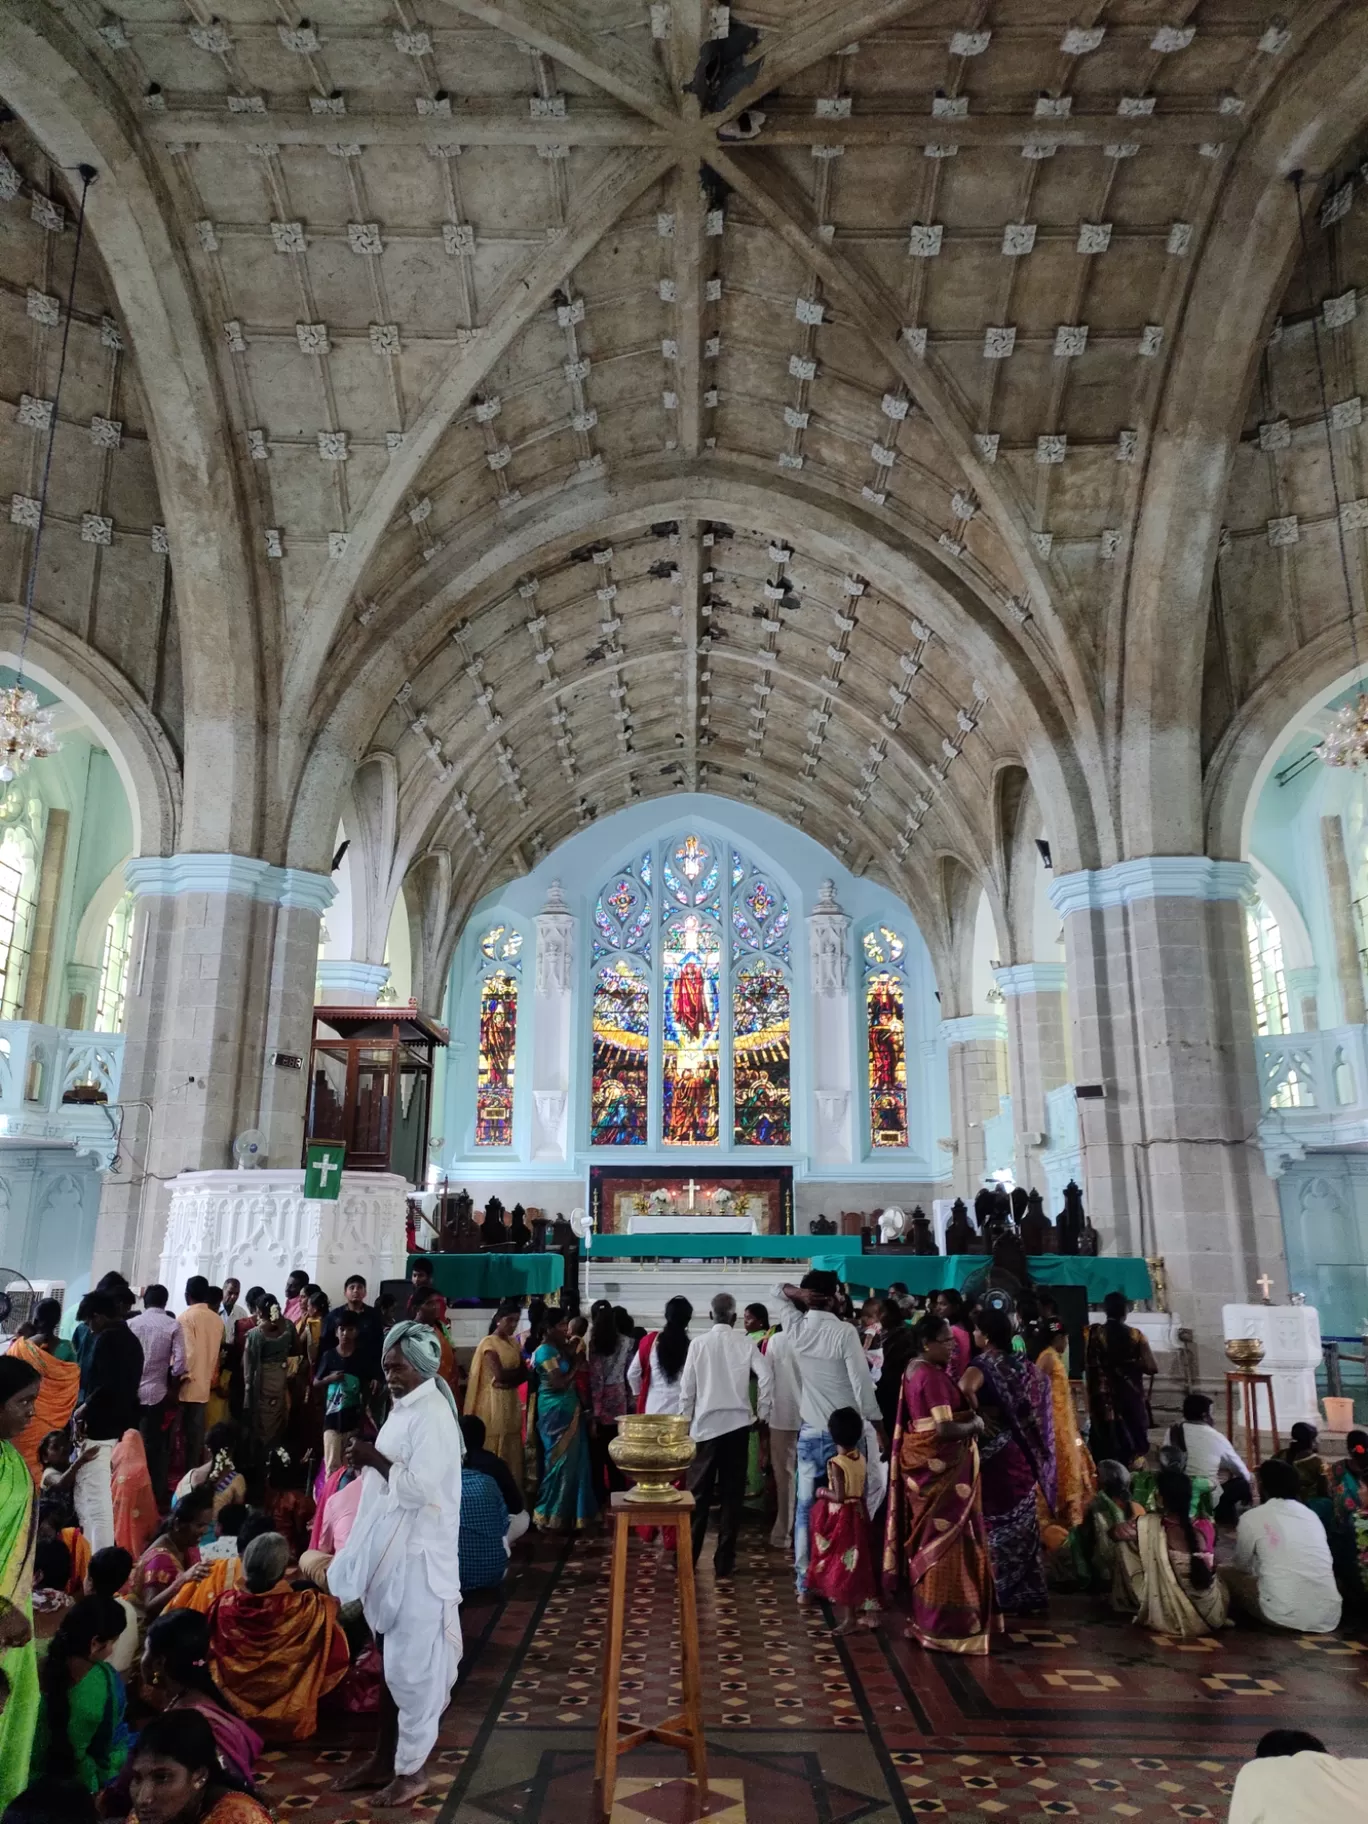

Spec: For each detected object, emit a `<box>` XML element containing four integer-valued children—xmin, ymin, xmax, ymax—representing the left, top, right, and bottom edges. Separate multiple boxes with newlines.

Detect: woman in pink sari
<box><xmin>883</xmin><ymin>1315</ymin><xmax>999</xmax><ymax>1654</ymax></box>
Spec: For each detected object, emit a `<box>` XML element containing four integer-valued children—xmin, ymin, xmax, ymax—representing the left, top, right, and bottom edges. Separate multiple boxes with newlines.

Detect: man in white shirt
<box><xmin>764</xmin><ymin>1325</ymin><xmax>802</xmax><ymax>1549</ymax></box>
<box><xmin>1221</xmin><ymin>1456</ymin><xmax>1341</xmax><ymax>1633</ymax></box>
<box><xmin>679</xmin><ymin>1292</ymin><xmax>773</xmax><ymax>1577</ymax></box>
<box><xmin>1228</xmin><ymin>1731</ymin><xmax>1368</xmax><ymax>1822</ymax></box>
<box><xmin>779</xmin><ymin>1273</ymin><xmax>885</xmax><ymax>1596</ymax></box>
<box><xmin>1171</xmin><ymin>1391</ymin><xmax>1252</xmax><ymax>1522</ymax></box>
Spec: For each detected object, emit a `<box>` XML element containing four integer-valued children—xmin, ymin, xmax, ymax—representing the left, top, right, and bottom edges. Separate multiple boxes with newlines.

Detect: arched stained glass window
<box><xmin>474</xmin><ymin>920</ymin><xmax>522</xmax><ymax>1146</ymax></box>
<box><xmin>733</xmin><ymin>962</ymin><xmax>790</xmax><ymax>1144</ymax></box>
<box><xmin>591</xmin><ymin>958</ymin><xmax>649</xmax><ymax>1144</ymax></box>
<box><xmin>662</xmin><ymin>912</ymin><xmax>721</xmax><ymax>1143</ymax></box>
<box><xmin>864</xmin><ymin>924</ymin><xmax>909</xmax><ymax>1149</ymax></box>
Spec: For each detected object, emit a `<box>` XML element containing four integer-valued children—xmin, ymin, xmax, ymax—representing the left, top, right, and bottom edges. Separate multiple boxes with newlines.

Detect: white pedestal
<box><xmin>1222</xmin><ymin>1303</ymin><xmax>1322</xmax><ymax>1431</ymax></box>
<box><xmin>626</xmin><ymin>1214</ymin><xmax>757</xmax><ymax>1236</ymax></box>
<box><xmin>158</xmin><ymin>1168</ymin><xmax>408</xmax><ymax>1305</ymax></box>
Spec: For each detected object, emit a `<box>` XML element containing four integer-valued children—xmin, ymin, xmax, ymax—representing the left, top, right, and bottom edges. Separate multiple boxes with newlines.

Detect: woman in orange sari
<box><xmin>112</xmin><ymin>1429</ymin><xmax>159</xmax><ymax>1560</ymax></box>
<box><xmin>464</xmin><ymin>1303</ymin><xmax>527</xmax><ymax>1484</ymax></box>
<box><xmin>1035</xmin><ymin>1325</ymin><xmax>1097</xmax><ymax>1536</ymax></box>
<box><xmin>882</xmin><ymin>1314</ymin><xmax>998</xmax><ymax>1655</ymax></box>
<box><xmin>208</xmin><ymin>1531</ymin><xmax>348</xmax><ymax>1741</ymax></box>
<box><xmin>10</xmin><ymin>1300</ymin><xmax>80</xmax><ymax>1482</ymax></box>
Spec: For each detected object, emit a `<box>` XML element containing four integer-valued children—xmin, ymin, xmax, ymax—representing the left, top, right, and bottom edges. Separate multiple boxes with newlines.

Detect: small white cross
<box><xmin>684</xmin><ymin>1177</ymin><xmax>701</xmax><ymax>1212</ymax></box>
<box><xmin>1255</xmin><ymin>1272</ymin><xmax>1274</xmax><ymax>1303</ymax></box>
<box><xmin>316</xmin><ymin>1153</ymin><xmax>339</xmax><ymax>1190</ymax></box>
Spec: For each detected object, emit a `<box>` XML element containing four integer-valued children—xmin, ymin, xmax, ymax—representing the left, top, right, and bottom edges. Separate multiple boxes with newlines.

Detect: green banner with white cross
<box><xmin>303</xmin><ymin>1140</ymin><xmax>345</xmax><ymax>1201</ymax></box>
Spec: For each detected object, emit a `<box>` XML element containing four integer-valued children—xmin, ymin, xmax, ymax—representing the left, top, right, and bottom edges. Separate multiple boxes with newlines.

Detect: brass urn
<box><xmin>609</xmin><ymin>1413</ymin><xmax>695</xmax><ymax>1503</ymax></box>
<box><xmin>1224</xmin><ymin>1337</ymin><xmax>1266</xmax><ymax>1370</ymax></box>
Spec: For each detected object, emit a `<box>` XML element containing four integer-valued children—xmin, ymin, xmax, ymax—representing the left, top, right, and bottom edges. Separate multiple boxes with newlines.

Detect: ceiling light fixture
<box><xmin>4</xmin><ymin>164</ymin><xmax>97</xmax><ymax>782</ymax></box>
<box><xmin>1291</xmin><ymin>171</ymin><xmax>1368</xmax><ymax>768</ymax></box>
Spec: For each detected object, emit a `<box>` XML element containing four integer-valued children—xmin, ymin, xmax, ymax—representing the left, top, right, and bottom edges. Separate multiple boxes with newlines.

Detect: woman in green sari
<box><xmin>531</xmin><ymin>1312</ymin><xmax>596</xmax><ymax>1532</ymax></box>
<box><xmin>0</xmin><ymin>1353</ymin><xmax>43</xmax><ymax>1807</ymax></box>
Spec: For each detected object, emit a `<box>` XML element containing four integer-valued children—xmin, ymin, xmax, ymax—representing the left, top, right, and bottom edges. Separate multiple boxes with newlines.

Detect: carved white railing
<box><xmin>0</xmin><ymin>1022</ymin><xmax>124</xmax><ymax>1168</ymax></box>
<box><xmin>1257</xmin><ymin>1025</ymin><xmax>1368</xmax><ymax>1174</ymax></box>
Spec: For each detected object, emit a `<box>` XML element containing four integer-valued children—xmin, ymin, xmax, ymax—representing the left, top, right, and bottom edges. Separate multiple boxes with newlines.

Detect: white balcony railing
<box><xmin>1257</xmin><ymin>1024</ymin><xmax>1368</xmax><ymax>1174</ymax></box>
<box><xmin>0</xmin><ymin>1022</ymin><xmax>124</xmax><ymax>1168</ymax></box>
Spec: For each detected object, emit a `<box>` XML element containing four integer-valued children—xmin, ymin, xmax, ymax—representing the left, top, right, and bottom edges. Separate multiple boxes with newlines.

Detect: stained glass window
<box><xmin>733</xmin><ymin>962</ymin><xmax>791</xmax><ymax>1145</ymax></box>
<box><xmin>867</xmin><ymin>968</ymin><xmax>908</xmax><ymax>1149</ymax></box>
<box><xmin>662</xmin><ymin>912</ymin><xmax>721</xmax><ymax>1144</ymax></box>
<box><xmin>475</xmin><ymin>968</ymin><xmax>517</xmax><ymax>1145</ymax></box>
<box><xmin>480</xmin><ymin>924</ymin><xmax>522</xmax><ymax>962</ymax></box>
<box><xmin>594</xmin><ymin>875</ymin><xmax>651</xmax><ymax>962</ymax></box>
<box><xmin>591</xmin><ymin>959</ymin><xmax>650</xmax><ymax>1144</ymax></box>
<box><xmin>862</xmin><ymin>926</ymin><xmax>905</xmax><ymax>967</ymax></box>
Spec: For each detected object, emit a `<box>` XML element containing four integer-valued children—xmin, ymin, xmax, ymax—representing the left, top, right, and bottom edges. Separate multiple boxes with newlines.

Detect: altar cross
<box><xmin>1256</xmin><ymin>1272</ymin><xmax>1274</xmax><ymax>1303</ymax></box>
<box><xmin>684</xmin><ymin>1177</ymin><xmax>701</xmax><ymax>1212</ymax></box>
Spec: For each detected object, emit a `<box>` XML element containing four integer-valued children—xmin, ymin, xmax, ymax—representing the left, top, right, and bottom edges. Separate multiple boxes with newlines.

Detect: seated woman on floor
<box><xmin>172</xmin><ymin>1424</ymin><xmax>248</xmax><ymax>1534</ymax></box>
<box><xmin>1282</xmin><ymin>1422</ymin><xmax>1331</xmax><ymax>1503</ymax></box>
<box><xmin>125</xmin><ymin>1708</ymin><xmax>273</xmax><ymax>1824</ymax></box>
<box><xmin>1326</xmin><ymin>1429</ymin><xmax>1368</xmax><ymax>1608</ymax></box>
<box><xmin>163</xmin><ymin>1509</ymin><xmax>272</xmax><ymax>1618</ymax></box>
<box><xmin>1133</xmin><ymin>1441</ymin><xmax>1216</xmax><ymax>1521</ymax></box>
<box><xmin>207</xmin><ymin>1532</ymin><xmax>348</xmax><ymax>1741</ymax></box>
<box><xmin>32</xmin><ymin>1594</ymin><xmax>131</xmax><ymax>1794</ymax></box>
<box><xmin>1052</xmin><ymin>1459</ymin><xmax>1144</xmax><ymax>1598</ymax></box>
<box><xmin>1132</xmin><ymin>1468</ymin><xmax>1229</xmax><ymax>1639</ymax></box>
<box><xmin>129</xmin><ymin>1487</ymin><xmax>217</xmax><ymax>1624</ymax></box>
<box><xmin>141</xmin><ymin>1610</ymin><xmax>262</xmax><ymax>1788</ymax></box>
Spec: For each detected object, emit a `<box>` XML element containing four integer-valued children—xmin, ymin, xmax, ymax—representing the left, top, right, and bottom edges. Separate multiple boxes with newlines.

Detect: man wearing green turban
<box><xmin>328</xmin><ymin>1320</ymin><xmax>464</xmax><ymax>1807</ymax></box>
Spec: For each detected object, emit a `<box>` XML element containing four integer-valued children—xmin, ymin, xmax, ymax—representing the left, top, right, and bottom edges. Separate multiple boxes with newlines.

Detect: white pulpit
<box><xmin>626</xmin><ymin>1214</ymin><xmax>757</xmax><ymax>1236</ymax></box>
<box><xmin>1221</xmin><ymin>1303</ymin><xmax>1322</xmax><ymax>1431</ymax></box>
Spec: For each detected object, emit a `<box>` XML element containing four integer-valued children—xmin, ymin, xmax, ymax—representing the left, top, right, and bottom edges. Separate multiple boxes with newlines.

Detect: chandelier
<box><xmin>7</xmin><ymin>163</ymin><xmax>100</xmax><ymax>784</ymax></box>
<box><xmin>0</xmin><ymin>686</ymin><xmax>57</xmax><ymax>784</ymax></box>
<box><xmin>1290</xmin><ymin>173</ymin><xmax>1368</xmax><ymax>769</ymax></box>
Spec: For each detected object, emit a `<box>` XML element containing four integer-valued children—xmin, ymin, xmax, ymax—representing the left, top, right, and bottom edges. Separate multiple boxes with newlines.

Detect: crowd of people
<box><xmin>0</xmin><ymin>1263</ymin><xmax>1362</xmax><ymax>1819</ymax></box>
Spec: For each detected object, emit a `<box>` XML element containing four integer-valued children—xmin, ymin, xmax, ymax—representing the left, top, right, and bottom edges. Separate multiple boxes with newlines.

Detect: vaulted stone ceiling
<box><xmin>3</xmin><ymin>0</ymin><xmax>1366</xmax><ymax>972</ymax></box>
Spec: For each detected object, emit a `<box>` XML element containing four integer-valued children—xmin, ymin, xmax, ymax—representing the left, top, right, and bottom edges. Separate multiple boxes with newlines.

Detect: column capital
<box><xmin>1284</xmin><ymin>966</ymin><xmax>1320</xmax><ymax>995</ymax></box>
<box><xmin>316</xmin><ymin>959</ymin><xmax>391</xmax><ymax>1006</ymax></box>
<box><xmin>808</xmin><ymin>879</ymin><xmax>851</xmax><ymax>996</ymax></box>
<box><xmin>126</xmin><ymin>853</ymin><xmax>334</xmax><ymax>914</ymax></box>
<box><xmin>993</xmin><ymin>962</ymin><xmax>1068</xmax><ymax>997</ymax></box>
<box><xmin>938</xmin><ymin>1014</ymin><xmax>1008</xmax><ymax>1045</ymax></box>
<box><xmin>1048</xmin><ymin>856</ymin><xmax>1256</xmax><ymax>917</ymax></box>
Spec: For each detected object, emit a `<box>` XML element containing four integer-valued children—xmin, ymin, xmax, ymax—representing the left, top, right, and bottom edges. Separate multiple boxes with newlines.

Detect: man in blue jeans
<box><xmin>780</xmin><ymin>1273</ymin><xmax>885</xmax><ymax>1597</ymax></box>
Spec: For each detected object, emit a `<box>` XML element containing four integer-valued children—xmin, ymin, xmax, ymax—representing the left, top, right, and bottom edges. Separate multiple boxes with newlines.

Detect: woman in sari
<box><xmin>142</xmin><ymin>1611</ymin><xmax>262</xmax><ymax>1788</ymax></box>
<box><xmin>465</xmin><ymin>1303</ymin><xmax>528</xmax><ymax>1484</ymax></box>
<box><xmin>0</xmin><ymin>1355</ymin><xmax>42</xmax><ymax>1807</ymax></box>
<box><xmin>10</xmin><ymin>1298</ymin><xmax>80</xmax><ymax>1483</ymax></box>
<box><xmin>33</xmin><ymin>1593</ymin><xmax>130</xmax><ymax>1792</ymax></box>
<box><xmin>1132</xmin><ymin>1469</ymin><xmax>1229</xmax><ymax>1638</ymax></box>
<box><xmin>242</xmin><ymin>1299</ymin><xmax>298</xmax><ymax>1468</ymax></box>
<box><xmin>111</xmin><ymin>1427</ymin><xmax>160</xmax><ymax>1559</ymax></box>
<box><xmin>129</xmin><ymin>1487</ymin><xmax>216</xmax><ymax>1623</ymax></box>
<box><xmin>127</xmin><ymin>1708</ymin><xmax>273</xmax><ymax>1824</ymax></box>
<box><xmin>1054</xmin><ymin>1458</ymin><xmax>1144</xmax><ymax>1602</ymax></box>
<box><xmin>1034</xmin><ymin>1324</ymin><xmax>1096</xmax><ymax>1533</ymax></box>
<box><xmin>883</xmin><ymin>1315</ymin><xmax>996</xmax><ymax>1654</ymax></box>
<box><xmin>961</xmin><ymin>1308</ymin><xmax>1056</xmax><ymax>1615</ymax></box>
<box><xmin>1325</xmin><ymin>1428</ymin><xmax>1368</xmax><ymax>1607</ymax></box>
<box><xmin>531</xmin><ymin>1311</ymin><xmax>596</xmax><ymax>1532</ymax></box>
<box><xmin>208</xmin><ymin>1531</ymin><xmax>348</xmax><ymax>1741</ymax></box>
<box><xmin>1085</xmin><ymin>1292</ymin><xmax>1157</xmax><ymax>1467</ymax></box>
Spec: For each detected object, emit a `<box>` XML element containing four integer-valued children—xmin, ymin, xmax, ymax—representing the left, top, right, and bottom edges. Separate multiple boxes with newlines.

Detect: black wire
<box><xmin>1291</xmin><ymin>170</ymin><xmax>1362</xmax><ymax>681</ymax></box>
<box><xmin>18</xmin><ymin>165</ymin><xmax>96</xmax><ymax>684</ymax></box>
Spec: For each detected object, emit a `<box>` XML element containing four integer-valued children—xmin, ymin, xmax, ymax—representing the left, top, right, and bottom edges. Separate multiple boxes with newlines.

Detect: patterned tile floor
<box><xmin>255</xmin><ymin>1526</ymin><xmax>1367</xmax><ymax>1822</ymax></box>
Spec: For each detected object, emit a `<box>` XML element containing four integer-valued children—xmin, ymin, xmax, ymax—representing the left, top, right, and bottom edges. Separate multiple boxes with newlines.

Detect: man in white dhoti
<box><xmin>328</xmin><ymin>1321</ymin><xmax>464</xmax><ymax>1808</ymax></box>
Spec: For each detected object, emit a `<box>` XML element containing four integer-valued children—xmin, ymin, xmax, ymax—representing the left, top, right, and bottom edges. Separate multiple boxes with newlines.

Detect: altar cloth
<box><xmin>627</xmin><ymin>1214</ymin><xmax>757</xmax><ymax>1235</ymax></box>
<box><xmin>589</xmin><ymin>1234</ymin><xmax>861</xmax><ymax>1261</ymax></box>
<box><xmin>822</xmin><ymin>1253</ymin><xmax>1154</xmax><ymax>1301</ymax></box>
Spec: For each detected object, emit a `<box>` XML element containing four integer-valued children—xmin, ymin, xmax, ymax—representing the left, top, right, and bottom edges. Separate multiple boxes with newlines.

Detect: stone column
<box><xmin>1050</xmin><ymin>858</ymin><xmax>1285</xmax><ymax>1371</ymax></box>
<box><xmin>1321</xmin><ymin>815</ymin><xmax>1366</xmax><ymax>1025</ymax></box>
<box><xmin>939</xmin><ymin>1015</ymin><xmax>1009</xmax><ymax>1195</ymax></box>
<box><xmin>62</xmin><ymin>962</ymin><xmax>102</xmax><ymax>1030</ymax></box>
<box><xmin>316</xmin><ymin>960</ymin><xmax>391</xmax><ymax>1006</ymax></box>
<box><xmin>1284</xmin><ymin>966</ymin><xmax>1319</xmax><ymax>1032</ymax></box>
<box><xmin>530</xmin><ymin>880</ymin><xmax>574</xmax><ymax>1160</ymax></box>
<box><xmin>808</xmin><ymin>880</ymin><xmax>855</xmax><ymax>1165</ymax></box>
<box><xmin>95</xmin><ymin>855</ymin><xmax>333</xmax><ymax>1284</ymax></box>
<box><xmin>994</xmin><ymin>963</ymin><xmax>1070</xmax><ymax>1192</ymax></box>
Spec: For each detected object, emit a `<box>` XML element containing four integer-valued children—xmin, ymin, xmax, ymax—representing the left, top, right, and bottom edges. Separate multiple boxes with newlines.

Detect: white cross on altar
<box><xmin>1256</xmin><ymin>1272</ymin><xmax>1274</xmax><ymax>1303</ymax></box>
<box><xmin>683</xmin><ymin>1178</ymin><xmax>701</xmax><ymax>1212</ymax></box>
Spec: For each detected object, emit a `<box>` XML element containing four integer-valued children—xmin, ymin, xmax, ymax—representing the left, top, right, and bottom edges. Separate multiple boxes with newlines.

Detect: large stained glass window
<box><xmin>733</xmin><ymin>962</ymin><xmax>790</xmax><ymax>1144</ymax></box>
<box><xmin>591</xmin><ymin>959</ymin><xmax>650</xmax><ymax>1144</ymax></box>
<box><xmin>865</xmin><ymin>921</ymin><xmax>909</xmax><ymax>1148</ymax></box>
<box><xmin>475</xmin><ymin>966</ymin><xmax>518</xmax><ymax>1146</ymax></box>
<box><xmin>662</xmin><ymin>912</ymin><xmax>721</xmax><ymax>1144</ymax></box>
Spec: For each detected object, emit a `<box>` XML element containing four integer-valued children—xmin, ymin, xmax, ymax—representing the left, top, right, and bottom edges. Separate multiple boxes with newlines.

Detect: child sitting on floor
<box><xmin>805</xmin><ymin>1405</ymin><xmax>881</xmax><ymax>1634</ymax></box>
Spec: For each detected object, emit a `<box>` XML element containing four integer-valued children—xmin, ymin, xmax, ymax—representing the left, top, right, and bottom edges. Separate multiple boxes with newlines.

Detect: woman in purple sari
<box><xmin>883</xmin><ymin>1315</ymin><xmax>998</xmax><ymax>1654</ymax></box>
<box><xmin>1084</xmin><ymin>1292</ymin><xmax>1157</xmax><ymax>1468</ymax></box>
<box><xmin>960</xmin><ymin>1308</ymin><xmax>1056</xmax><ymax>1614</ymax></box>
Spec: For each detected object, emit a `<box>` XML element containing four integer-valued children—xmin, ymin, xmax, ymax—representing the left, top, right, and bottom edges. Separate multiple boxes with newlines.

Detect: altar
<box><xmin>628</xmin><ymin>1213</ymin><xmax>757</xmax><ymax>1236</ymax></box>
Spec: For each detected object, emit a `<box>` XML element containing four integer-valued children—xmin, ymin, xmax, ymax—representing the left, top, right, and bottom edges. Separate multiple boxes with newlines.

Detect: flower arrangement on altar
<box><xmin>646</xmin><ymin>1187</ymin><xmax>674</xmax><ymax>1216</ymax></box>
<box><xmin>709</xmin><ymin>1186</ymin><xmax>735</xmax><ymax>1215</ymax></box>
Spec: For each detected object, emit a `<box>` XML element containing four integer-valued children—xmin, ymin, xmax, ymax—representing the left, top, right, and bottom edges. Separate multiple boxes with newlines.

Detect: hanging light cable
<box><xmin>0</xmin><ymin>162</ymin><xmax>99</xmax><ymax>784</ymax></box>
<box><xmin>1291</xmin><ymin>170</ymin><xmax>1368</xmax><ymax>768</ymax></box>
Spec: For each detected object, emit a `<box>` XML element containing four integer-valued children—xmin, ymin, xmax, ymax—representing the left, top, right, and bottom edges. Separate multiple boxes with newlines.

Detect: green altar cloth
<box><xmin>816</xmin><ymin>1253</ymin><xmax>1153</xmax><ymax>1302</ymax></box>
<box><xmin>587</xmin><ymin>1234</ymin><xmax>864</xmax><ymax>1261</ymax></box>
<box><xmin>409</xmin><ymin>1252</ymin><xmax>565</xmax><ymax>1297</ymax></box>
